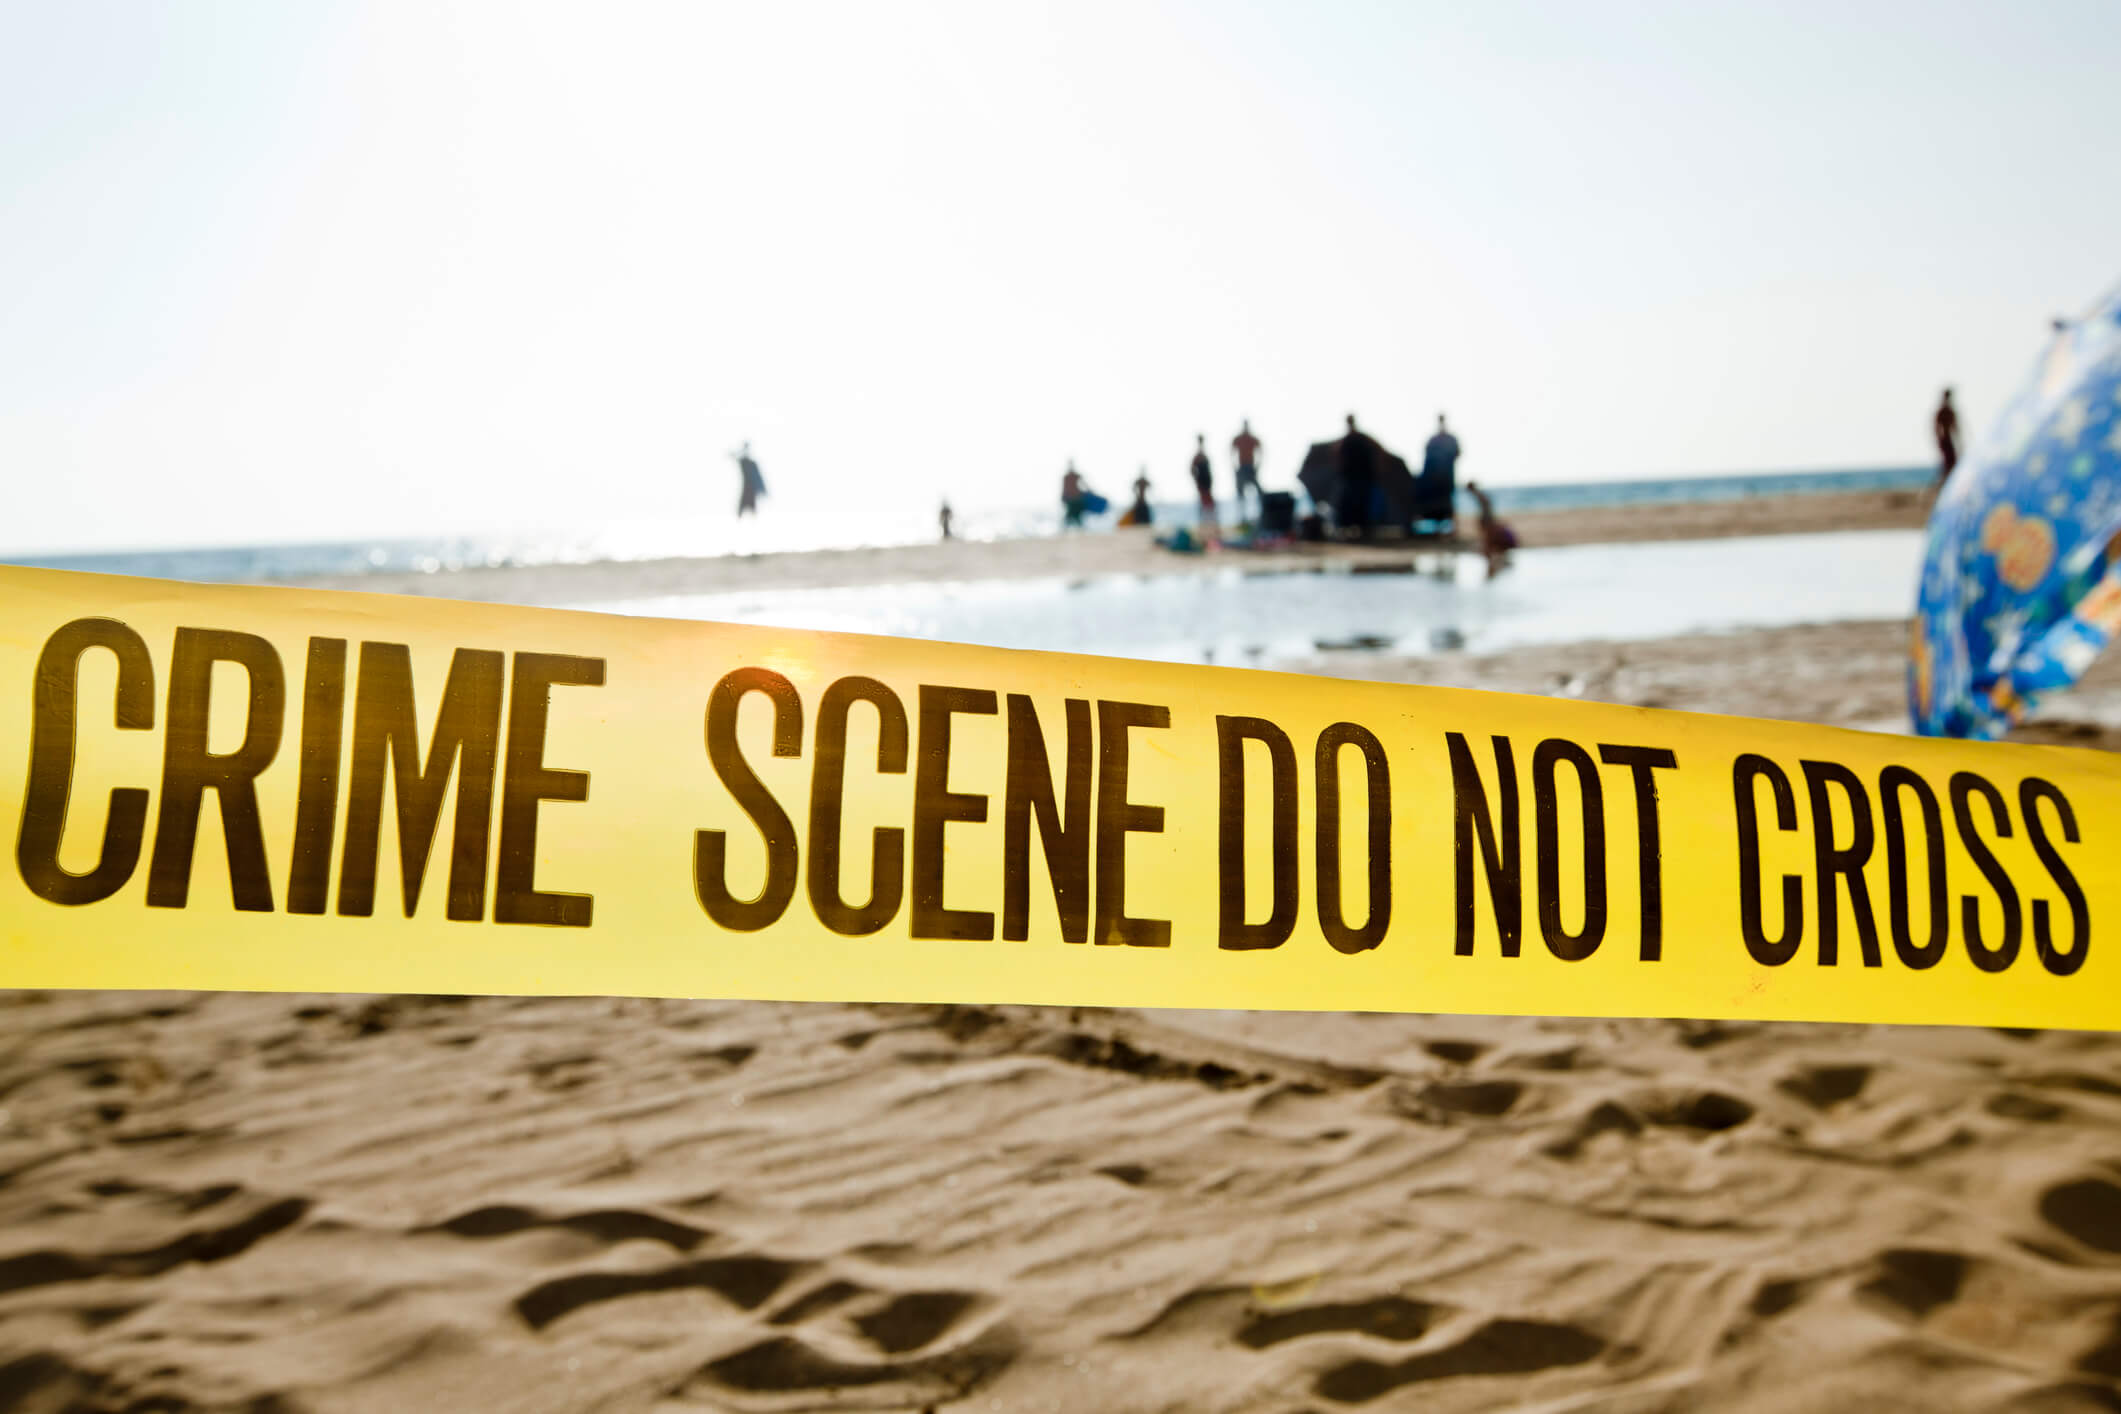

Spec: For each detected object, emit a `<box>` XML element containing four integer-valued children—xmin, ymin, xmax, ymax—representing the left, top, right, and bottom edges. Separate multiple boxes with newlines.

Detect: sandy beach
<box><xmin>292</xmin><ymin>486</ymin><xmax>1933</xmax><ymax>604</ymax></box>
<box><xmin>10</xmin><ymin>485</ymin><xmax>2121</xmax><ymax>1413</ymax></box>
<box><xmin>1289</xmin><ymin>618</ymin><xmax>2121</xmax><ymax>750</ymax></box>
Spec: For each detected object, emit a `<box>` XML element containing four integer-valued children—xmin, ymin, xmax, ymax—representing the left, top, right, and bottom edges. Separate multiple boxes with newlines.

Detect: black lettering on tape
<box><xmin>17</xmin><ymin>618</ymin><xmax>154</xmax><ymax>905</ymax></box>
<box><xmin>1448</xmin><ymin>732</ymin><xmax>1520</xmax><ymax>957</ymax></box>
<box><xmin>1215</xmin><ymin>715</ymin><xmax>1298</xmax><ymax>952</ymax></box>
<box><xmin>1878</xmin><ymin>765</ymin><xmax>1947</xmax><ymax>970</ymax></box>
<box><xmin>1950</xmin><ymin>770</ymin><xmax>2021</xmax><ymax>973</ymax></box>
<box><xmin>336</xmin><ymin>643</ymin><xmax>503</xmax><ymax>921</ymax></box>
<box><xmin>147</xmin><ymin>628</ymin><xmax>285</xmax><ymax>912</ymax></box>
<box><xmin>807</xmin><ymin>676</ymin><xmax>909</xmax><ymax>936</ymax></box>
<box><xmin>1003</xmin><ymin>695</ymin><xmax>1091</xmax><ymax>943</ymax></box>
<box><xmin>1533</xmin><ymin>738</ymin><xmax>1606</xmax><ymax>962</ymax></box>
<box><xmin>1597</xmin><ymin>744</ymin><xmax>1676</xmax><ymax>961</ymax></box>
<box><xmin>695</xmin><ymin>668</ymin><xmax>803</xmax><ymax>931</ymax></box>
<box><xmin>286</xmin><ymin>638</ymin><xmax>347</xmax><ymax>916</ymax></box>
<box><xmin>1734</xmin><ymin>753</ymin><xmax>1803</xmax><ymax>966</ymax></box>
<box><xmin>911</xmin><ymin>685</ymin><xmax>998</xmax><ymax>941</ymax></box>
<box><xmin>1094</xmin><ymin>700</ymin><xmax>1171</xmax><ymax>948</ymax></box>
<box><xmin>494</xmin><ymin>652</ymin><xmax>602</xmax><ymax>927</ymax></box>
<box><xmin>1800</xmin><ymin>760</ymin><xmax>1882</xmax><ymax>967</ymax></box>
<box><xmin>1316</xmin><ymin>722</ymin><xmax>1390</xmax><ymax>955</ymax></box>
<box><xmin>2020</xmin><ymin>776</ymin><xmax>2088</xmax><ymax>977</ymax></box>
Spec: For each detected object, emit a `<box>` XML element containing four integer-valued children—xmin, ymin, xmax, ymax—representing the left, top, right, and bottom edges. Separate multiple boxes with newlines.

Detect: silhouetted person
<box><xmin>1231</xmin><ymin>420</ymin><xmax>1262</xmax><ymax>520</ymax></box>
<box><xmin>1424</xmin><ymin>414</ymin><xmax>1460</xmax><ymax>484</ymax></box>
<box><xmin>1190</xmin><ymin>434</ymin><xmax>1219</xmax><ymax>542</ymax></box>
<box><xmin>732</xmin><ymin>442</ymin><xmax>765</xmax><ymax>516</ymax></box>
<box><xmin>1061</xmin><ymin>460</ymin><xmax>1088</xmax><ymax>528</ymax></box>
<box><xmin>1934</xmin><ymin>388</ymin><xmax>1959</xmax><ymax>484</ymax></box>
<box><xmin>1338</xmin><ymin>414</ymin><xmax>1377</xmax><ymax>538</ymax></box>
<box><xmin>1465</xmin><ymin>479</ymin><xmax>1514</xmax><ymax>579</ymax></box>
<box><xmin>939</xmin><ymin>500</ymin><xmax>954</xmax><ymax>540</ymax></box>
<box><xmin>1124</xmin><ymin>467</ymin><xmax>1153</xmax><ymax>526</ymax></box>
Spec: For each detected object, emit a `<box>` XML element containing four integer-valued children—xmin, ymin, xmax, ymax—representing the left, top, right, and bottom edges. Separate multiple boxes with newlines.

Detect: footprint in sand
<box><xmin>2039</xmin><ymin>1176</ymin><xmax>2121</xmax><ymax>1255</ymax></box>
<box><xmin>854</xmin><ymin>1290</ymin><xmax>985</xmax><ymax>1354</ymax></box>
<box><xmin>0</xmin><ymin>1189</ymin><xmax>309</xmax><ymax>1297</ymax></box>
<box><xmin>428</xmin><ymin>1203</ymin><xmax>709</xmax><ymax>1251</ymax></box>
<box><xmin>690</xmin><ymin>1335</ymin><xmax>1007</xmax><ymax>1403</ymax></box>
<box><xmin>514</xmin><ymin>1254</ymin><xmax>804</xmax><ymax>1330</ymax></box>
<box><xmin>767</xmin><ymin>1278</ymin><xmax>868</xmax><ymax>1327</ymax></box>
<box><xmin>1545</xmin><ymin>1089</ymin><xmax>1754</xmax><ymax>1159</ymax></box>
<box><xmin>1313</xmin><ymin>1318</ymin><xmax>1605</xmax><ymax>1403</ymax></box>
<box><xmin>1778</xmin><ymin>1063</ymin><xmax>1872</xmax><ymax>1109</ymax></box>
<box><xmin>1988</xmin><ymin>1092</ymin><xmax>2071</xmax><ymax>1123</ymax></box>
<box><xmin>1395</xmin><ymin>1079</ymin><xmax>1524</xmax><ymax>1121</ymax></box>
<box><xmin>687</xmin><ymin>1317</ymin><xmax>1016</xmax><ymax>1406</ymax></box>
<box><xmin>1857</xmin><ymin>1248</ymin><xmax>1969</xmax><ymax>1319</ymax></box>
<box><xmin>1236</xmin><ymin>1295</ymin><xmax>1438</xmax><ymax>1349</ymax></box>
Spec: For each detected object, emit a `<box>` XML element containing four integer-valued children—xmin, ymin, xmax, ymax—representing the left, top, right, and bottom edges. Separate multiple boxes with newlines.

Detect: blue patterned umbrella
<box><xmin>1912</xmin><ymin>282</ymin><xmax>2121</xmax><ymax>737</ymax></box>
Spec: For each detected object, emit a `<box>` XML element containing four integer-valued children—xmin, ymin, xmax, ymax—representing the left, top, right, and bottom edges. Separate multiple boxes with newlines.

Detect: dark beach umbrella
<box><xmin>1912</xmin><ymin>280</ymin><xmax>2121</xmax><ymax>737</ymax></box>
<box><xmin>1295</xmin><ymin>437</ymin><xmax>1420</xmax><ymax>524</ymax></box>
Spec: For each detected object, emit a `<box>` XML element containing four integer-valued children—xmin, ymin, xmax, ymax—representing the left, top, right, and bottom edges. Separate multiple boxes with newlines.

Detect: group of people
<box><xmin>730</xmin><ymin>385</ymin><xmax>1972</xmax><ymax>557</ymax></box>
<box><xmin>1058</xmin><ymin>420</ymin><xmax>1270</xmax><ymax>534</ymax></box>
<box><xmin>1052</xmin><ymin>413</ymin><xmax>1515</xmax><ymax>573</ymax></box>
<box><xmin>727</xmin><ymin>415</ymin><xmax>1512</xmax><ymax>576</ymax></box>
<box><xmin>1185</xmin><ymin>420</ymin><xmax>1266</xmax><ymax>527</ymax></box>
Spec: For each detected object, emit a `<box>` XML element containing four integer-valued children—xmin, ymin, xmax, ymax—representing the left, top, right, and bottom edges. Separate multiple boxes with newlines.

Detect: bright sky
<box><xmin>4</xmin><ymin>0</ymin><xmax>2117</xmax><ymax>552</ymax></box>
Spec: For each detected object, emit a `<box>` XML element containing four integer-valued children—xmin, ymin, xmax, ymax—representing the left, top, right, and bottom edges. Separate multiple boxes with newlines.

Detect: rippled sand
<box><xmin>3</xmin><ymin>991</ymin><xmax>2121</xmax><ymax>1412</ymax></box>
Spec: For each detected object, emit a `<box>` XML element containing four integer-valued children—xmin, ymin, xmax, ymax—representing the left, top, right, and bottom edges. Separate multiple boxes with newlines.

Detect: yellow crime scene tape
<box><xmin>1</xmin><ymin>564</ymin><xmax>2114</xmax><ymax>1029</ymax></box>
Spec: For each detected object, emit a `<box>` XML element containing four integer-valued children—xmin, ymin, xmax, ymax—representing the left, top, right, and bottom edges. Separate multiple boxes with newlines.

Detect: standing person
<box><xmin>1061</xmin><ymin>460</ymin><xmax>1087</xmax><ymax>529</ymax></box>
<box><xmin>732</xmin><ymin>442</ymin><xmax>766</xmax><ymax>517</ymax></box>
<box><xmin>1934</xmin><ymin>388</ymin><xmax>1960</xmax><ymax>484</ymax></box>
<box><xmin>1231</xmin><ymin>419</ymin><xmax>1263</xmax><ymax>521</ymax></box>
<box><xmin>1423</xmin><ymin>414</ymin><xmax>1460</xmax><ymax>484</ymax></box>
<box><xmin>1190</xmin><ymin>434</ymin><xmax>1217</xmax><ymax>535</ymax></box>
<box><xmin>1337</xmin><ymin>414</ymin><xmax>1376</xmax><ymax>538</ymax></box>
<box><xmin>1123</xmin><ymin>467</ymin><xmax>1154</xmax><ymax>527</ymax></box>
<box><xmin>938</xmin><ymin>500</ymin><xmax>955</xmax><ymax>541</ymax></box>
<box><xmin>1465</xmin><ymin>479</ymin><xmax>1515</xmax><ymax>579</ymax></box>
<box><xmin>1421</xmin><ymin>413</ymin><xmax>1462</xmax><ymax>529</ymax></box>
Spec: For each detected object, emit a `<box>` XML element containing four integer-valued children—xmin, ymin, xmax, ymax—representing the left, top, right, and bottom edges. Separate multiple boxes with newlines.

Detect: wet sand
<box><xmin>12</xmin><ymin>487</ymin><xmax>2121</xmax><ymax>1412</ymax></box>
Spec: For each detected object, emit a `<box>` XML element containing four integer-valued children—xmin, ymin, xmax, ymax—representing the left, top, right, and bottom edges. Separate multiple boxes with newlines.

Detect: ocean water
<box><xmin>1479</xmin><ymin>464</ymin><xmax>1932</xmax><ymax>512</ymax></box>
<box><xmin>572</xmin><ymin>529</ymin><xmax>1926</xmax><ymax>666</ymax></box>
<box><xmin>5</xmin><ymin>464</ymin><xmax>1931</xmax><ymax>586</ymax></box>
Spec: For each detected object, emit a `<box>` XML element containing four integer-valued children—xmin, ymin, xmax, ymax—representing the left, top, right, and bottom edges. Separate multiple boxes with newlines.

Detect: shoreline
<box><xmin>288</xmin><ymin>486</ymin><xmax>1934</xmax><ymax>605</ymax></box>
<box><xmin>272</xmin><ymin>478</ymin><xmax>2121</xmax><ymax>750</ymax></box>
